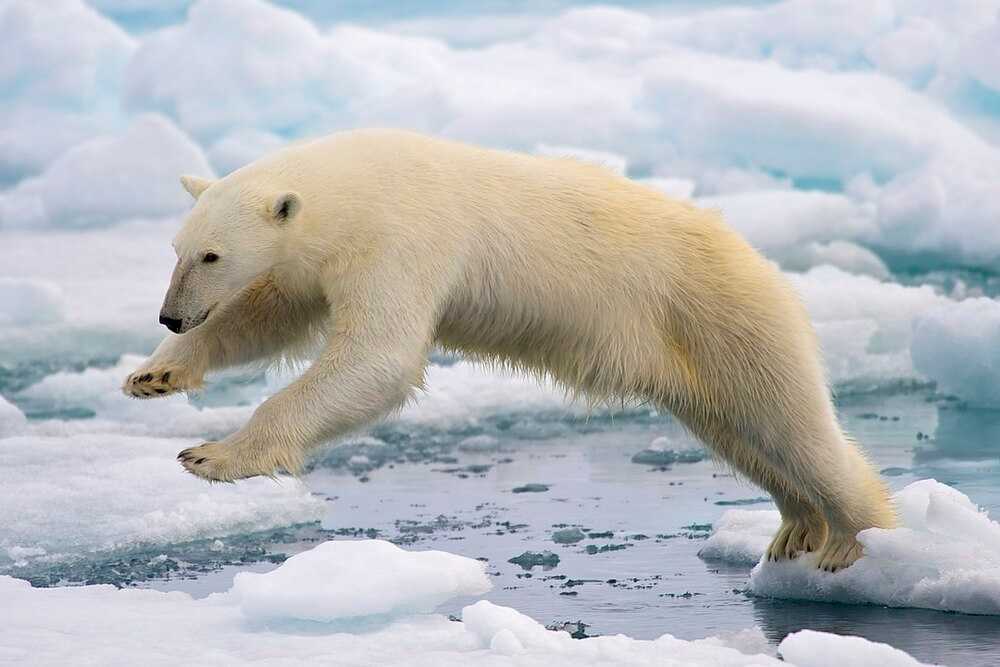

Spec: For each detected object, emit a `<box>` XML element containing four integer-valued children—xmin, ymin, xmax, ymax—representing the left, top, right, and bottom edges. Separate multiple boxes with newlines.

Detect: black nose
<box><xmin>159</xmin><ymin>314</ymin><xmax>183</xmax><ymax>333</ymax></box>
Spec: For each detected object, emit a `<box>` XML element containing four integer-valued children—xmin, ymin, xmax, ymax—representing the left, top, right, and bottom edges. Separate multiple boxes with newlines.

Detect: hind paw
<box><xmin>766</xmin><ymin>516</ymin><xmax>828</xmax><ymax>562</ymax></box>
<box><xmin>815</xmin><ymin>533</ymin><xmax>863</xmax><ymax>572</ymax></box>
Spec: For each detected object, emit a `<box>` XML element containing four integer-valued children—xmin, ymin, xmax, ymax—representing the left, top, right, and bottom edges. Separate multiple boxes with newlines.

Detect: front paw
<box><xmin>122</xmin><ymin>364</ymin><xmax>200</xmax><ymax>399</ymax></box>
<box><xmin>177</xmin><ymin>442</ymin><xmax>241</xmax><ymax>482</ymax></box>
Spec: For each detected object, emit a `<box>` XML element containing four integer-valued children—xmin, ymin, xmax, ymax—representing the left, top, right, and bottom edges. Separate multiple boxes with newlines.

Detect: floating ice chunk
<box><xmin>457</xmin><ymin>435</ymin><xmax>501</xmax><ymax>452</ymax></box>
<box><xmin>0</xmin><ymin>397</ymin><xmax>27</xmax><ymax>438</ymax></box>
<box><xmin>778</xmin><ymin>629</ymin><xmax>931</xmax><ymax>667</ymax></box>
<box><xmin>698</xmin><ymin>509</ymin><xmax>781</xmax><ymax>566</ymax></box>
<box><xmin>535</xmin><ymin>144</ymin><xmax>628</xmax><ymax>176</ymax></box>
<box><xmin>0</xmin><ymin>114</ymin><xmax>213</xmax><ymax>228</ymax></box>
<box><xmin>789</xmin><ymin>266</ymin><xmax>949</xmax><ymax>389</ymax></box>
<box><xmin>638</xmin><ymin>177</ymin><xmax>696</xmax><ymax>200</ymax></box>
<box><xmin>398</xmin><ymin>361</ymin><xmax>575</xmax><ymax>424</ymax></box>
<box><xmin>0</xmin><ymin>0</ymin><xmax>134</xmax><ymax>102</ymax></box>
<box><xmin>701</xmin><ymin>480</ymin><xmax>1000</xmax><ymax>615</ymax></box>
<box><xmin>0</xmin><ymin>431</ymin><xmax>322</xmax><ymax>564</ymax></box>
<box><xmin>207</xmin><ymin>128</ymin><xmax>286</xmax><ymax>176</ymax></box>
<box><xmin>912</xmin><ymin>297</ymin><xmax>1000</xmax><ymax>407</ymax></box>
<box><xmin>232</xmin><ymin>539</ymin><xmax>491</xmax><ymax>622</ymax></box>
<box><xmin>0</xmin><ymin>278</ymin><xmax>64</xmax><ymax>326</ymax></box>
<box><xmin>699</xmin><ymin>190</ymin><xmax>875</xmax><ymax>262</ymax></box>
<box><xmin>124</xmin><ymin>0</ymin><xmax>328</xmax><ymax>140</ymax></box>
<box><xmin>779</xmin><ymin>241</ymin><xmax>890</xmax><ymax>280</ymax></box>
<box><xmin>17</xmin><ymin>355</ymin><xmax>254</xmax><ymax>438</ymax></box>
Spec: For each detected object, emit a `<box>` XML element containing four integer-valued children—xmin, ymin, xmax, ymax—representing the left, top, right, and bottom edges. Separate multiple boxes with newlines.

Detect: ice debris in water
<box><xmin>233</xmin><ymin>540</ymin><xmax>491</xmax><ymax>622</ymax></box>
<box><xmin>508</xmin><ymin>551</ymin><xmax>560</xmax><ymax>570</ymax></box>
<box><xmin>0</xmin><ymin>396</ymin><xmax>27</xmax><ymax>437</ymax></box>
<box><xmin>552</xmin><ymin>528</ymin><xmax>587</xmax><ymax>544</ymax></box>
<box><xmin>631</xmin><ymin>436</ymin><xmax>706</xmax><ymax>466</ymax></box>
<box><xmin>0</xmin><ymin>538</ymin><xmax>934</xmax><ymax>665</ymax></box>
<box><xmin>512</xmin><ymin>483</ymin><xmax>550</xmax><ymax>493</ymax></box>
<box><xmin>700</xmin><ymin>480</ymin><xmax>1000</xmax><ymax>615</ymax></box>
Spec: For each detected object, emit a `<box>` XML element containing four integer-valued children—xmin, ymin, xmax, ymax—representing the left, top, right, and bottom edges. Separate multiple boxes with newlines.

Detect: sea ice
<box><xmin>0</xmin><ymin>429</ymin><xmax>323</xmax><ymax>567</ymax></box>
<box><xmin>701</xmin><ymin>479</ymin><xmax>1000</xmax><ymax>615</ymax></box>
<box><xmin>0</xmin><ymin>538</ymin><xmax>932</xmax><ymax>666</ymax></box>
<box><xmin>912</xmin><ymin>297</ymin><xmax>1000</xmax><ymax>407</ymax></box>
<box><xmin>233</xmin><ymin>539</ymin><xmax>491</xmax><ymax>622</ymax></box>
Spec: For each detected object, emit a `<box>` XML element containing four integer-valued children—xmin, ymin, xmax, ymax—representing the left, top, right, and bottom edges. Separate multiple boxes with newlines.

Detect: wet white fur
<box><xmin>125</xmin><ymin>129</ymin><xmax>895</xmax><ymax>570</ymax></box>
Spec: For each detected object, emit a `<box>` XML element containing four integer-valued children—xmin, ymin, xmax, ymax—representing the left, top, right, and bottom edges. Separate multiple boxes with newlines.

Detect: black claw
<box><xmin>195</xmin><ymin>457</ymin><xmax>206</xmax><ymax>465</ymax></box>
<box><xmin>155</xmin><ymin>388</ymin><xmax>167</xmax><ymax>394</ymax></box>
<box><xmin>161</xmin><ymin>371</ymin><xmax>171</xmax><ymax>382</ymax></box>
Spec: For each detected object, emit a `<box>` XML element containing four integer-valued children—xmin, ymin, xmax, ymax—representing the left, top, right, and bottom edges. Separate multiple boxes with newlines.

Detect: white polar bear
<box><xmin>124</xmin><ymin>129</ymin><xmax>895</xmax><ymax>571</ymax></box>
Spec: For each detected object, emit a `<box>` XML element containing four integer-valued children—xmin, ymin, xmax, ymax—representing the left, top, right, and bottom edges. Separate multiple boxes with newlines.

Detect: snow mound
<box><xmin>0</xmin><ymin>114</ymin><xmax>212</xmax><ymax>228</ymax></box>
<box><xmin>912</xmin><ymin>297</ymin><xmax>1000</xmax><ymax>407</ymax></box>
<box><xmin>701</xmin><ymin>480</ymin><xmax>1000</xmax><ymax>615</ymax></box>
<box><xmin>0</xmin><ymin>431</ymin><xmax>323</xmax><ymax>565</ymax></box>
<box><xmin>778</xmin><ymin>629</ymin><xmax>930</xmax><ymax>667</ymax></box>
<box><xmin>0</xmin><ymin>278</ymin><xmax>64</xmax><ymax>326</ymax></box>
<box><xmin>0</xmin><ymin>397</ymin><xmax>27</xmax><ymax>438</ymax></box>
<box><xmin>0</xmin><ymin>540</ymin><xmax>931</xmax><ymax>666</ymax></box>
<box><xmin>233</xmin><ymin>539</ymin><xmax>491</xmax><ymax>622</ymax></box>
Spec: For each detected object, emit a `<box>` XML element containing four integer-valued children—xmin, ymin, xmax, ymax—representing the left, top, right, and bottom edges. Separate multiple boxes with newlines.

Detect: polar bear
<box><xmin>124</xmin><ymin>129</ymin><xmax>895</xmax><ymax>571</ymax></box>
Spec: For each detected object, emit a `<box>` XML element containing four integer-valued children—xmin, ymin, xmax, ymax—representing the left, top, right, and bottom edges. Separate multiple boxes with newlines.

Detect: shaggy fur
<box><xmin>124</xmin><ymin>129</ymin><xmax>896</xmax><ymax>571</ymax></box>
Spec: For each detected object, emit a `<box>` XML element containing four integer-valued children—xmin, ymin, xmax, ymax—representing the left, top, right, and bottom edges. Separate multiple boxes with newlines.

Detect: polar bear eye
<box><xmin>203</xmin><ymin>252</ymin><xmax>220</xmax><ymax>263</ymax></box>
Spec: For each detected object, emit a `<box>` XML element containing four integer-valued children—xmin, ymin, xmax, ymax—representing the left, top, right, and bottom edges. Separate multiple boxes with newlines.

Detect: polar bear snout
<box><xmin>159</xmin><ymin>312</ymin><xmax>183</xmax><ymax>333</ymax></box>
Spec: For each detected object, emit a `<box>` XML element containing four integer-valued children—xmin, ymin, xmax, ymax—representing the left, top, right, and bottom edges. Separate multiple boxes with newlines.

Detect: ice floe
<box><xmin>0</xmin><ymin>538</ymin><xmax>933</xmax><ymax>666</ymax></box>
<box><xmin>700</xmin><ymin>479</ymin><xmax>1000</xmax><ymax>615</ymax></box>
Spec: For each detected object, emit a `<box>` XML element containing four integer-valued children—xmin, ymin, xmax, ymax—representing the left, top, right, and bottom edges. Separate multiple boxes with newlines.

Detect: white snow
<box><xmin>701</xmin><ymin>480</ymin><xmax>1000</xmax><ymax>616</ymax></box>
<box><xmin>0</xmin><ymin>538</ymin><xmax>931</xmax><ymax>667</ymax></box>
<box><xmin>233</xmin><ymin>539</ymin><xmax>492</xmax><ymax>622</ymax></box>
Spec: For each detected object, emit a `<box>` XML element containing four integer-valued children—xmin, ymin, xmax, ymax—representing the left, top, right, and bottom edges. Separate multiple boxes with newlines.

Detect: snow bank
<box><xmin>0</xmin><ymin>397</ymin><xmax>27</xmax><ymax>438</ymax></box>
<box><xmin>0</xmin><ymin>539</ymin><xmax>931</xmax><ymax>666</ymax></box>
<box><xmin>0</xmin><ymin>114</ymin><xmax>212</xmax><ymax>228</ymax></box>
<box><xmin>789</xmin><ymin>266</ymin><xmax>948</xmax><ymax>390</ymax></box>
<box><xmin>912</xmin><ymin>297</ymin><xmax>1000</xmax><ymax>407</ymax></box>
<box><xmin>233</xmin><ymin>540</ymin><xmax>491</xmax><ymax>622</ymax></box>
<box><xmin>701</xmin><ymin>480</ymin><xmax>1000</xmax><ymax>616</ymax></box>
<box><xmin>0</xmin><ymin>430</ymin><xmax>322</xmax><ymax>565</ymax></box>
<box><xmin>0</xmin><ymin>278</ymin><xmax>65</xmax><ymax>326</ymax></box>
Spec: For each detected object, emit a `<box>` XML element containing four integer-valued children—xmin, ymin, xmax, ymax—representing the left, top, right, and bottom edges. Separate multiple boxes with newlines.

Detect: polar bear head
<box><xmin>158</xmin><ymin>174</ymin><xmax>302</xmax><ymax>334</ymax></box>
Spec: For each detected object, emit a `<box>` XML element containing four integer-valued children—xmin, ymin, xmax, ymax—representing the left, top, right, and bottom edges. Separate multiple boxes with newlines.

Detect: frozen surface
<box><xmin>233</xmin><ymin>539</ymin><xmax>492</xmax><ymax>622</ymax></box>
<box><xmin>0</xmin><ymin>429</ymin><xmax>322</xmax><ymax>567</ymax></box>
<box><xmin>0</xmin><ymin>539</ymin><xmax>930</xmax><ymax>667</ymax></box>
<box><xmin>912</xmin><ymin>297</ymin><xmax>1000</xmax><ymax>407</ymax></box>
<box><xmin>702</xmin><ymin>480</ymin><xmax>1000</xmax><ymax>615</ymax></box>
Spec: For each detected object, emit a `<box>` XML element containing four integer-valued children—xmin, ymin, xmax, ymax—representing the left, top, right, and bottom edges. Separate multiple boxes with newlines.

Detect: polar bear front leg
<box><xmin>178</xmin><ymin>270</ymin><xmax>437</xmax><ymax>482</ymax></box>
<box><xmin>123</xmin><ymin>335</ymin><xmax>207</xmax><ymax>399</ymax></box>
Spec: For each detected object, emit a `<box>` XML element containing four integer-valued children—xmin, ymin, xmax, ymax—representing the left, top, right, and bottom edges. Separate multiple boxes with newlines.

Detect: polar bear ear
<box><xmin>269</xmin><ymin>191</ymin><xmax>302</xmax><ymax>225</ymax></box>
<box><xmin>179</xmin><ymin>175</ymin><xmax>215</xmax><ymax>200</ymax></box>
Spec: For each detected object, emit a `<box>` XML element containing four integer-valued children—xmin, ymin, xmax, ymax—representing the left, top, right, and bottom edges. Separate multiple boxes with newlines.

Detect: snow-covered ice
<box><xmin>0</xmin><ymin>538</ymin><xmax>933</xmax><ymax>666</ymax></box>
<box><xmin>233</xmin><ymin>539</ymin><xmax>492</xmax><ymax>622</ymax></box>
<box><xmin>0</xmin><ymin>427</ymin><xmax>323</xmax><ymax>567</ymax></box>
<box><xmin>701</xmin><ymin>480</ymin><xmax>1000</xmax><ymax>615</ymax></box>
